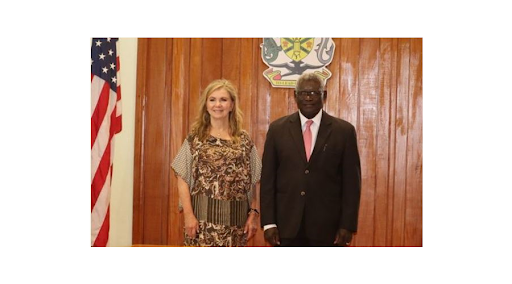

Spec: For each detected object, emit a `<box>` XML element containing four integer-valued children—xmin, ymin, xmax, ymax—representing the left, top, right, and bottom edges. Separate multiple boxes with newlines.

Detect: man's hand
<box><xmin>334</xmin><ymin>228</ymin><xmax>353</xmax><ymax>247</ymax></box>
<box><xmin>264</xmin><ymin>227</ymin><xmax>281</xmax><ymax>246</ymax></box>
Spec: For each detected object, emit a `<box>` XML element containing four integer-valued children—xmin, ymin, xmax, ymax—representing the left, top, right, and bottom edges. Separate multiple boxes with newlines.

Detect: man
<box><xmin>260</xmin><ymin>73</ymin><xmax>361</xmax><ymax>246</ymax></box>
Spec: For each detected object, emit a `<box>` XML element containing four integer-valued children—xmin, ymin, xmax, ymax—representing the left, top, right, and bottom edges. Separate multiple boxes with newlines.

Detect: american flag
<box><xmin>91</xmin><ymin>38</ymin><xmax>122</xmax><ymax>247</ymax></box>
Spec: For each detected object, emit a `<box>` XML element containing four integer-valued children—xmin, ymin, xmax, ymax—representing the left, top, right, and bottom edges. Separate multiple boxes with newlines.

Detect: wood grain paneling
<box><xmin>168</xmin><ymin>38</ymin><xmax>190</xmax><ymax>246</ymax></box>
<box><xmin>188</xmin><ymin>38</ymin><xmax>202</xmax><ymax>125</ymax></box>
<box><xmin>339</xmin><ymin>38</ymin><xmax>361</xmax><ymax>246</ymax></box>
<box><xmin>252</xmin><ymin>38</ymin><xmax>270</xmax><ymax>246</ymax></box>
<box><xmin>374</xmin><ymin>38</ymin><xmax>393</xmax><ymax>246</ymax></box>
<box><xmin>201</xmin><ymin>39</ymin><xmax>222</xmax><ymax>88</ymax></box>
<box><xmin>355</xmin><ymin>38</ymin><xmax>379</xmax><ymax>246</ymax></box>
<box><xmin>386</xmin><ymin>38</ymin><xmax>399</xmax><ymax>246</ymax></box>
<box><xmin>132</xmin><ymin>38</ymin><xmax>147</xmax><ymax>245</ymax></box>
<box><xmin>239</xmin><ymin>38</ymin><xmax>254</xmax><ymax>134</ymax></box>
<box><xmin>222</xmin><ymin>38</ymin><xmax>240</xmax><ymax>89</ymax></box>
<box><xmin>141</xmin><ymin>38</ymin><xmax>169</xmax><ymax>245</ymax></box>
<box><xmin>133</xmin><ymin>38</ymin><xmax>423</xmax><ymax>247</ymax></box>
<box><xmin>405</xmin><ymin>38</ymin><xmax>422</xmax><ymax>246</ymax></box>
<box><xmin>324</xmin><ymin>38</ymin><xmax>341</xmax><ymax>118</ymax></box>
<box><xmin>392</xmin><ymin>38</ymin><xmax>411</xmax><ymax>246</ymax></box>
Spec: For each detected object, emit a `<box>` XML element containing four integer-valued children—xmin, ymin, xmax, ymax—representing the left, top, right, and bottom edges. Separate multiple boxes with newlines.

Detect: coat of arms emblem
<box><xmin>260</xmin><ymin>38</ymin><xmax>335</xmax><ymax>88</ymax></box>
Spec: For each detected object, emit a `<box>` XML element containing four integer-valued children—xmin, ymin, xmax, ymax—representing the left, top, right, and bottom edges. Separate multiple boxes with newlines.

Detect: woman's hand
<box><xmin>244</xmin><ymin>213</ymin><xmax>259</xmax><ymax>241</ymax></box>
<box><xmin>184</xmin><ymin>212</ymin><xmax>199</xmax><ymax>239</ymax></box>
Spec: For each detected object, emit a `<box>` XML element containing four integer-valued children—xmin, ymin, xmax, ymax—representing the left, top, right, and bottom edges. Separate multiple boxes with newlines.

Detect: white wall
<box><xmin>108</xmin><ymin>38</ymin><xmax>137</xmax><ymax>246</ymax></box>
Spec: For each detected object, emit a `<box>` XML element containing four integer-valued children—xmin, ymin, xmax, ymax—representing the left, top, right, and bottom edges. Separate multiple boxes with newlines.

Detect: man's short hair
<box><xmin>295</xmin><ymin>73</ymin><xmax>325</xmax><ymax>92</ymax></box>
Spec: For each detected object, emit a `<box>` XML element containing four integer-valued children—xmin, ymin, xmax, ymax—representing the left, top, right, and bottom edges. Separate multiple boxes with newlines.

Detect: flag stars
<box><xmin>110</xmin><ymin>63</ymin><xmax>116</xmax><ymax>70</ymax></box>
<box><xmin>108</xmin><ymin>49</ymin><xmax>114</xmax><ymax>56</ymax></box>
<box><xmin>111</xmin><ymin>76</ymin><xmax>117</xmax><ymax>83</ymax></box>
<box><xmin>99</xmin><ymin>53</ymin><xmax>106</xmax><ymax>60</ymax></box>
<box><xmin>102</xmin><ymin>67</ymin><xmax>109</xmax><ymax>74</ymax></box>
<box><xmin>95</xmin><ymin>40</ymin><xmax>102</xmax><ymax>47</ymax></box>
<box><xmin>107</xmin><ymin>38</ymin><xmax>111</xmax><ymax>42</ymax></box>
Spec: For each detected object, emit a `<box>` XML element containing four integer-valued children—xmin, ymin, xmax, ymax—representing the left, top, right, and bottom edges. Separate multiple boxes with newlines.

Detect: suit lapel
<box><xmin>310</xmin><ymin>111</ymin><xmax>333</xmax><ymax>162</ymax></box>
<box><xmin>288</xmin><ymin>112</ymin><xmax>308</xmax><ymax>165</ymax></box>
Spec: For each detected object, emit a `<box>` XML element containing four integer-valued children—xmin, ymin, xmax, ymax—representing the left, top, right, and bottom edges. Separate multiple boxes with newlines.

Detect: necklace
<box><xmin>210</xmin><ymin>128</ymin><xmax>231</xmax><ymax>140</ymax></box>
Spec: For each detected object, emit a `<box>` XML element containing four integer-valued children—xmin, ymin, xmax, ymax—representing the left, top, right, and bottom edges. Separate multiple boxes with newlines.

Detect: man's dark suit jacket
<box><xmin>260</xmin><ymin>111</ymin><xmax>361</xmax><ymax>243</ymax></box>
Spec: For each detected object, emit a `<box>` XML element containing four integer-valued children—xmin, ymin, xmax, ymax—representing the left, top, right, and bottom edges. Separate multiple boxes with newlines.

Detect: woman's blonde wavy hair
<box><xmin>191</xmin><ymin>79</ymin><xmax>244</xmax><ymax>143</ymax></box>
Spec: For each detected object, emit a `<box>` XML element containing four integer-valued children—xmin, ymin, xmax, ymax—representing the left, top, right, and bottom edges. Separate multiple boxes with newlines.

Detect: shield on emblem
<box><xmin>281</xmin><ymin>38</ymin><xmax>314</xmax><ymax>62</ymax></box>
<box><xmin>260</xmin><ymin>38</ymin><xmax>335</xmax><ymax>88</ymax></box>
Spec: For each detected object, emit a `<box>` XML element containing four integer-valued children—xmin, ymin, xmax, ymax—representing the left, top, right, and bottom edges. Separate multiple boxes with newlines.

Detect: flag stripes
<box><xmin>91</xmin><ymin>38</ymin><xmax>122</xmax><ymax>247</ymax></box>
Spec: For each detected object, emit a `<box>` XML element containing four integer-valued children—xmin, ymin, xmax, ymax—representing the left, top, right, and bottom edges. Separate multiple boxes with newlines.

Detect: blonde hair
<box><xmin>191</xmin><ymin>79</ymin><xmax>244</xmax><ymax>143</ymax></box>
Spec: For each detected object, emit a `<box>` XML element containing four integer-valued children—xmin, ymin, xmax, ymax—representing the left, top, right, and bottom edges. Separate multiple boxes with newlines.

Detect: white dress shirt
<box><xmin>263</xmin><ymin>110</ymin><xmax>323</xmax><ymax>231</ymax></box>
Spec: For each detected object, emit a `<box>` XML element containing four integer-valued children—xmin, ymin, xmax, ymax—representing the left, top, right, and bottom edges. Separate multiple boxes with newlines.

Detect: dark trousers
<box><xmin>280</xmin><ymin>213</ymin><xmax>334</xmax><ymax>247</ymax></box>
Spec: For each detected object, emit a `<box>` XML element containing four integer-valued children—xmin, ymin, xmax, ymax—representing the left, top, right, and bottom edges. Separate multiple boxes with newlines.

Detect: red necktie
<box><xmin>303</xmin><ymin>120</ymin><xmax>313</xmax><ymax>161</ymax></box>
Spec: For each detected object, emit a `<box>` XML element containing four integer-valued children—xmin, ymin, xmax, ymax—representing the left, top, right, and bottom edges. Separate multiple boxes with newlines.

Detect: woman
<box><xmin>171</xmin><ymin>79</ymin><xmax>261</xmax><ymax>246</ymax></box>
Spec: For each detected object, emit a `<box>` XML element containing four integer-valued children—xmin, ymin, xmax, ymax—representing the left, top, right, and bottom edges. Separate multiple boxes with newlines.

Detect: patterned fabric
<box><xmin>191</xmin><ymin>194</ymin><xmax>249</xmax><ymax>227</ymax></box>
<box><xmin>184</xmin><ymin>220</ymin><xmax>247</xmax><ymax>247</ymax></box>
<box><xmin>171</xmin><ymin>130</ymin><xmax>262</xmax><ymax>247</ymax></box>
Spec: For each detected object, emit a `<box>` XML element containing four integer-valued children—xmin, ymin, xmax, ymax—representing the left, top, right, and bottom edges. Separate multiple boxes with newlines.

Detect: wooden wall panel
<box><xmin>188</xmin><ymin>38</ymin><xmax>202</xmax><ymax>125</ymax></box>
<box><xmin>140</xmin><ymin>38</ymin><xmax>169</xmax><ymax>245</ymax></box>
<box><xmin>386</xmin><ymin>38</ymin><xmax>399</xmax><ymax>246</ymax></box>
<box><xmin>251</xmin><ymin>38</ymin><xmax>269</xmax><ymax>246</ymax></box>
<box><xmin>238</xmin><ymin>38</ymin><xmax>253</xmax><ymax>133</ymax></box>
<box><xmin>392</xmin><ymin>39</ymin><xmax>411</xmax><ymax>246</ymax></box>
<box><xmin>133</xmin><ymin>38</ymin><xmax>423</xmax><ymax>247</ymax></box>
<box><xmin>324</xmin><ymin>38</ymin><xmax>341</xmax><ymax>118</ymax></box>
<box><xmin>374</xmin><ymin>38</ymin><xmax>393</xmax><ymax>246</ymax></box>
<box><xmin>339</xmin><ymin>39</ymin><xmax>360</xmax><ymax>125</ymax></box>
<box><xmin>405</xmin><ymin>38</ymin><xmax>423</xmax><ymax>246</ymax></box>
<box><xmin>222</xmin><ymin>38</ymin><xmax>240</xmax><ymax>89</ymax></box>
<box><xmin>355</xmin><ymin>38</ymin><xmax>379</xmax><ymax>246</ymax></box>
<box><xmin>168</xmin><ymin>38</ymin><xmax>190</xmax><ymax>246</ymax></box>
<box><xmin>132</xmin><ymin>38</ymin><xmax>147</xmax><ymax>245</ymax></box>
<box><xmin>201</xmin><ymin>39</ymin><xmax>222</xmax><ymax>88</ymax></box>
<box><xmin>339</xmin><ymin>38</ymin><xmax>361</xmax><ymax>246</ymax></box>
